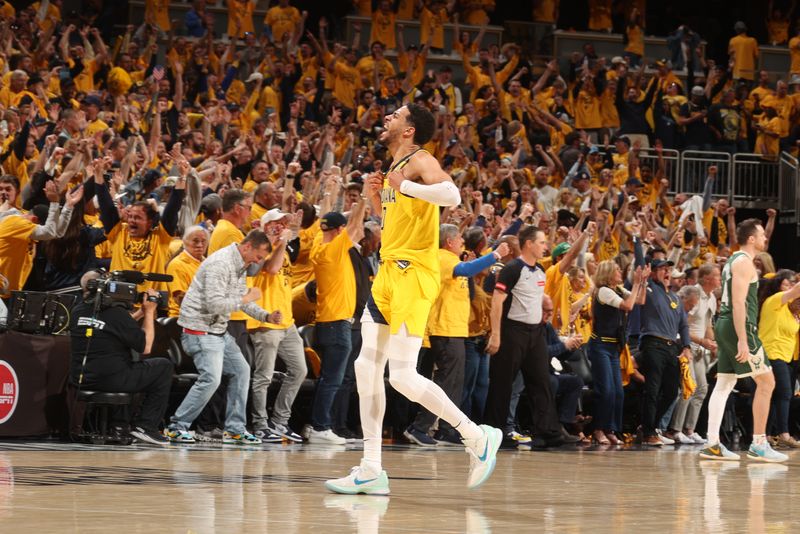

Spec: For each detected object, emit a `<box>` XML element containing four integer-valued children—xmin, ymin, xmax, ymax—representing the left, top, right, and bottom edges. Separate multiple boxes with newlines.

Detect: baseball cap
<box><xmin>650</xmin><ymin>258</ymin><xmax>675</xmax><ymax>269</ymax></box>
<box><xmin>320</xmin><ymin>211</ymin><xmax>347</xmax><ymax>231</ymax></box>
<box><xmin>83</xmin><ymin>95</ymin><xmax>102</xmax><ymax>107</ymax></box>
<box><xmin>552</xmin><ymin>242</ymin><xmax>571</xmax><ymax>261</ymax></box>
<box><xmin>612</xmin><ymin>135</ymin><xmax>631</xmax><ymax>146</ymax></box>
<box><xmin>260</xmin><ymin>208</ymin><xmax>290</xmax><ymax>226</ymax></box>
<box><xmin>574</xmin><ymin>170</ymin><xmax>591</xmax><ymax>182</ymax></box>
<box><xmin>691</xmin><ymin>85</ymin><xmax>705</xmax><ymax>96</ymax></box>
<box><xmin>625</xmin><ymin>177</ymin><xmax>644</xmax><ymax>188</ymax></box>
<box><xmin>245</xmin><ymin>72</ymin><xmax>263</xmax><ymax>83</ymax></box>
<box><xmin>588</xmin><ymin>145</ymin><xmax>600</xmax><ymax>154</ymax></box>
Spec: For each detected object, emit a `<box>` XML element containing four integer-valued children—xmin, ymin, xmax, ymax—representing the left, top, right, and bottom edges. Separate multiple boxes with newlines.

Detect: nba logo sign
<box><xmin>0</xmin><ymin>361</ymin><xmax>19</xmax><ymax>424</ymax></box>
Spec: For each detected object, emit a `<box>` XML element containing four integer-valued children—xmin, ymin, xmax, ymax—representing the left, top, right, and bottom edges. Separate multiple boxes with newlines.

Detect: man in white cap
<box><xmin>248</xmin><ymin>208</ymin><xmax>307</xmax><ymax>443</ymax></box>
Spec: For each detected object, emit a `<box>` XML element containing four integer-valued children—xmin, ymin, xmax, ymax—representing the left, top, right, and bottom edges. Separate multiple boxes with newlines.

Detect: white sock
<box><xmin>706</xmin><ymin>374</ymin><xmax>737</xmax><ymax>446</ymax></box>
<box><xmin>752</xmin><ymin>434</ymin><xmax>766</xmax><ymax>446</ymax></box>
<box><xmin>355</xmin><ymin>322</ymin><xmax>390</xmax><ymax>470</ymax></box>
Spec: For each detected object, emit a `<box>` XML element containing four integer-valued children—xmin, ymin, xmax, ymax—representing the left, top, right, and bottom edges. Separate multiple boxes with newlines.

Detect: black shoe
<box><xmin>433</xmin><ymin>428</ymin><xmax>463</xmax><ymax>447</ymax></box>
<box><xmin>334</xmin><ymin>427</ymin><xmax>363</xmax><ymax>441</ymax></box>
<box><xmin>130</xmin><ymin>427</ymin><xmax>170</xmax><ymax>446</ymax></box>
<box><xmin>560</xmin><ymin>426</ymin><xmax>581</xmax><ymax>444</ymax></box>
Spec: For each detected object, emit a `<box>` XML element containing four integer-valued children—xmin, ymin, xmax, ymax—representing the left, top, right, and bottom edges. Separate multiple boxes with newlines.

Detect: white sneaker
<box><xmin>309</xmin><ymin>428</ymin><xmax>347</xmax><ymax>445</ymax></box>
<box><xmin>463</xmin><ymin>425</ymin><xmax>502</xmax><ymax>490</ymax></box>
<box><xmin>324</xmin><ymin>463</ymin><xmax>390</xmax><ymax>495</ymax></box>
<box><xmin>689</xmin><ymin>432</ymin><xmax>707</xmax><ymax>444</ymax></box>
<box><xmin>674</xmin><ymin>431</ymin><xmax>695</xmax><ymax>445</ymax></box>
<box><xmin>656</xmin><ymin>429</ymin><xmax>675</xmax><ymax>445</ymax></box>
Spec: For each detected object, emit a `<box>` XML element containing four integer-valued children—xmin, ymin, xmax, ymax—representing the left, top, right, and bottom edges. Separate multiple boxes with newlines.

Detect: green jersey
<box><xmin>719</xmin><ymin>250</ymin><xmax>759</xmax><ymax>325</ymax></box>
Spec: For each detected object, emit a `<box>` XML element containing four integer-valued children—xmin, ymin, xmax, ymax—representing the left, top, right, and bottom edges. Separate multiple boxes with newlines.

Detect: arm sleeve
<box><xmin>453</xmin><ymin>251</ymin><xmax>497</xmax><ymax>278</ymax></box>
<box><xmin>399</xmin><ymin>179</ymin><xmax>460</xmax><ymax>207</ymax></box>
<box><xmin>502</xmin><ymin>217</ymin><xmax>523</xmax><ymax>236</ymax></box>
<box><xmin>679</xmin><ymin>307</ymin><xmax>691</xmax><ymax>348</ymax></box>
<box><xmin>546</xmin><ymin>325</ymin><xmax>568</xmax><ymax>358</ymax></box>
<box><xmin>95</xmin><ymin>179</ymin><xmax>121</xmax><ymax>233</ymax></box>
<box><xmin>29</xmin><ymin>202</ymin><xmax>61</xmax><ymax>241</ymax></box>
<box><xmin>286</xmin><ymin>237</ymin><xmax>301</xmax><ymax>263</ymax></box>
<box><xmin>160</xmin><ymin>187</ymin><xmax>185</xmax><ymax>236</ymax></box>
<box><xmin>242</xmin><ymin>302</ymin><xmax>269</xmax><ymax>322</ymax></box>
<box><xmin>13</xmin><ymin>121</ymin><xmax>31</xmax><ymax>160</ymax></box>
<box><xmin>633</xmin><ymin>235</ymin><xmax>645</xmax><ymax>267</ymax></box>
<box><xmin>701</xmin><ymin>176</ymin><xmax>714</xmax><ymax>212</ymax></box>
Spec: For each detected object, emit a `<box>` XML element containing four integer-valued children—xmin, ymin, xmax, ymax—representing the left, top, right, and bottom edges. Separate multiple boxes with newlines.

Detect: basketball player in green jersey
<box><xmin>700</xmin><ymin>219</ymin><xmax>787</xmax><ymax>462</ymax></box>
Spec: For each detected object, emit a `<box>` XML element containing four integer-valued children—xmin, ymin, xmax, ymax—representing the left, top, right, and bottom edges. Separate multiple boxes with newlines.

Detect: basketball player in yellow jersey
<box><xmin>325</xmin><ymin>104</ymin><xmax>502</xmax><ymax>496</ymax></box>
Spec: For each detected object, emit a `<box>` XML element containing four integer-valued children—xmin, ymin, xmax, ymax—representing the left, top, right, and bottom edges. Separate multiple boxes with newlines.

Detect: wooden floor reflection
<box><xmin>0</xmin><ymin>441</ymin><xmax>797</xmax><ymax>533</ymax></box>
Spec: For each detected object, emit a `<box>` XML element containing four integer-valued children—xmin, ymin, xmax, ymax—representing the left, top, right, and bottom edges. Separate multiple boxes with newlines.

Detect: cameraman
<box><xmin>69</xmin><ymin>271</ymin><xmax>173</xmax><ymax>445</ymax></box>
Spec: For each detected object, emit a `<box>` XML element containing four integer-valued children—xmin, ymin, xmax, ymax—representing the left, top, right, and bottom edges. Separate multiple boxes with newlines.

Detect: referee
<box><xmin>485</xmin><ymin>224</ymin><xmax>594</xmax><ymax>446</ymax></box>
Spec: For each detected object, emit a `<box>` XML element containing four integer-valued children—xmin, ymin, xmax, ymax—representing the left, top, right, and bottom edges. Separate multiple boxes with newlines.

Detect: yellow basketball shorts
<box><xmin>363</xmin><ymin>259</ymin><xmax>440</xmax><ymax>338</ymax></box>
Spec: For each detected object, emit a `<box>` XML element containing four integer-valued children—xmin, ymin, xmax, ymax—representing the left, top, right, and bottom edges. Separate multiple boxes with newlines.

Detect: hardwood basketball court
<box><xmin>0</xmin><ymin>441</ymin><xmax>796</xmax><ymax>532</ymax></box>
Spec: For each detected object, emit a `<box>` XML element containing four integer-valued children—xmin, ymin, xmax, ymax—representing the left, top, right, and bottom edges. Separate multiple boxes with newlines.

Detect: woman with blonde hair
<box><xmin>587</xmin><ymin>259</ymin><xmax>648</xmax><ymax>444</ymax></box>
<box><xmin>754</xmin><ymin>252</ymin><xmax>776</xmax><ymax>277</ymax></box>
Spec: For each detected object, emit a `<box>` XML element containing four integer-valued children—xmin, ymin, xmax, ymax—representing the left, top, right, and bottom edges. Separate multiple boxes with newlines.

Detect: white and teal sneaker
<box><xmin>465</xmin><ymin>425</ymin><xmax>503</xmax><ymax>490</ymax></box>
<box><xmin>747</xmin><ymin>441</ymin><xmax>789</xmax><ymax>463</ymax></box>
<box><xmin>699</xmin><ymin>442</ymin><xmax>740</xmax><ymax>461</ymax></box>
<box><xmin>325</xmin><ymin>464</ymin><xmax>390</xmax><ymax>496</ymax></box>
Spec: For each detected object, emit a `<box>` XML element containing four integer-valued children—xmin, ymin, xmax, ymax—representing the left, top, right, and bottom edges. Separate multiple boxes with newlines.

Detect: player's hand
<box><xmin>486</xmin><ymin>332</ymin><xmax>500</xmax><ymax>355</ymax></box>
<box><xmin>735</xmin><ymin>339</ymin><xmax>750</xmax><ymax>363</ymax></box>
<box><xmin>243</xmin><ymin>287</ymin><xmax>262</xmax><ymax>304</ymax></box>
<box><xmin>267</xmin><ymin>310</ymin><xmax>283</xmax><ymax>324</ymax></box>
<box><xmin>386</xmin><ymin>169</ymin><xmax>405</xmax><ymax>191</ymax></box>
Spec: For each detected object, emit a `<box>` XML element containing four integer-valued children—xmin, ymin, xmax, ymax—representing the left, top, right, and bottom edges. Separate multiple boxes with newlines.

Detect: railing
<box><xmin>636</xmin><ymin>148</ymin><xmax>680</xmax><ymax>196</ymax></box>
<box><xmin>679</xmin><ymin>151</ymin><xmax>732</xmax><ymax>199</ymax></box>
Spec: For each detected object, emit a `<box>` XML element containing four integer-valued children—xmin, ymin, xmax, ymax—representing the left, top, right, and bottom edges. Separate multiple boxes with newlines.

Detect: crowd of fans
<box><xmin>0</xmin><ymin>0</ymin><xmax>798</xmax><ymax>449</ymax></box>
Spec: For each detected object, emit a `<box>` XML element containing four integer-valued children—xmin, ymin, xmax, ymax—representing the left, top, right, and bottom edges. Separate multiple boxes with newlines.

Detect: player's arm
<box><xmin>387</xmin><ymin>151</ymin><xmax>460</xmax><ymax>206</ymax></box>
<box><xmin>730</xmin><ymin>259</ymin><xmax>752</xmax><ymax>363</ymax></box>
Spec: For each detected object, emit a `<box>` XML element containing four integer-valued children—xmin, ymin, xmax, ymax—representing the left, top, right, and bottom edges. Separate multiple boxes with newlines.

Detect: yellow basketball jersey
<box><xmin>380</xmin><ymin>150</ymin><xmax>440</xmax><ymax>273</ymax></box>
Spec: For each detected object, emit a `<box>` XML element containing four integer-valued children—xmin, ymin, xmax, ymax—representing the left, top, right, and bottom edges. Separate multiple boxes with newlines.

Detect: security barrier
<box><xmin>679</xmin><ymin>151</ymin><xmax>732</xmax><ymax>198</ymax></box>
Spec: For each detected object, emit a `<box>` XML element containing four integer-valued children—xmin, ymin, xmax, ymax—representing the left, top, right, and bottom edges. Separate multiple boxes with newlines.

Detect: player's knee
<box><xmin>756</xmin><ymin>372</ymin><xmax>775</xmax><ymax>393</ymax></box>
<box><xmin>388</xmin><ymin>368</ymin><xmax>424</xmax><ymax>402</ymax></box>
<box><xmin>354</xmin><ymin>354</ymin><xmax>374</xmax><ymax>383</ymax></box>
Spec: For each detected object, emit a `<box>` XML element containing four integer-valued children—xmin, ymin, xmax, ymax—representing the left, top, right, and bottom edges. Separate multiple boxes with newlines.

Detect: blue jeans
<box><xmin>770</xmin><ymin>359</ymin><xmax>793</xmax><ymax>434</ymax></box>
<box><xmin>588</xmin><ymin>339</ymin><xmax>624</xmax><ymax>432</ymax></box>
<box><xmin>311</xmin><ymin>320</ymin><xmax>353</xmax><ymax>430</ymax></box>
<box><xmin>170</xmin><ymin>332</ymin><xmax>251</xmax><ymax>434</ymax></box>
<box><xmin>461</xmin><ymin>338</ymin><xmax>489</xmax><ymax>419</ymax></box>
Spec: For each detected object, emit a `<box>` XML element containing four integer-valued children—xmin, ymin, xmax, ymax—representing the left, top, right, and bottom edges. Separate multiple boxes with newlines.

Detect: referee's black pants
<box><xmin>484</xmin><ymin>320</ymin><xmax>561</xmax><ymax>438</ymax></box>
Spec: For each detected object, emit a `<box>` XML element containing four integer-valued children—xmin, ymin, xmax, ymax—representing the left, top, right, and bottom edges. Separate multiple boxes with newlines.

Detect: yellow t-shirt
<box><xmin>427</xmin><ymin>249</ymin><xmax>470</xmax><ymax>337</ymax></box>
<box><xmin>588</xmin><ymin>0</ymin><xmax>612</xmax><ymax>31</ymax></box>
<box><xmin>312</xmin><ymin>229</ymin><xmax>356</xmax><ymax>322</ymax></box>
<box><xmin>791</xmin><ymin>37</ymin><xmax>800</xmax><ymax>75</ymax></box>
<box><xmin>107</xmin><ymin>223</ymin><xmax>174</xmax><ymax>293</ymax></box>
<box><xmin>227</xmin><ymin>0</ymin><xmax>254</xmax><ymax>38</ymax></box>
<box><xmin>355</xmin><ymin>56</ymin><xmax>396</xmax><ymax>87</ymax></box>
<box><xmin>533</xmin><ymin>0</ymin><xmax>558</xmax><ymax>23</ymax></box>
<box><xmin>759</xmin><ymin>291</ymin><xmax>800</xmax><ymax>363</ymax></box>
<box><xmin>729</xmin><ymin>34</ymin><xmax>759</xmax><ymax>81</ymax></box>
<box><xmin>573</xmin><ymin>89</ymin><xmax>602</xmax><ymax>129</ymax></box>
<box><xmin>420</xmin><ymin>7</ymin><xmax>447</xmax><ymax>49</ymax></box>
<box><xmin>70</xmin><ymin>58</ymin><xmax>99</xmax><ymax>94</ymax></box>
<box><xmin>264</xmin><ymin>5</ymin><xmax>301</xmax><ymax>42</ymax></box>
<box><xmin>0</xmin><ymin>215</ymin><xmax>36</xmax><ymax>296</ymax></box>
<box><xmin>330</xmin><ymin>57</ymin><xmax>362</xmax><ymax>109</ymax></box>
<box><xmin>291</xmin><ymin>220</ymin><xmax>320</xmax><ymax>288</ymax></box>
<box><xmin>625</xmin><ymin>24</ymin><xmax>644</xmax><ymax>56</ymax></box>
<box><xmin>544</xmin><ymin>262</ymin><xmax>564</xmax><ymax>302</ymax></box>
<box><xmin>145</xmin><ymin>0</ymin><xmax>171</xmax><ymax>31</ymax></box>
<box><xmin>209</xmin><ymin>219</ymin><xmax>245</xmax><ymax>254</ymax></box>
<box><xmin>247</xmin><ymin>251</ymin><xmax>294</xmax><ymax>330</ymax></box>
<box><xmin>370</xmin><ymin>10</ymin><xmax>396</xmax><ymax>50</ymax></box>
<box><xmin>166</xmin><ymin>250</ymin><xmax>202</xmax><ymax>317</ymax></box>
